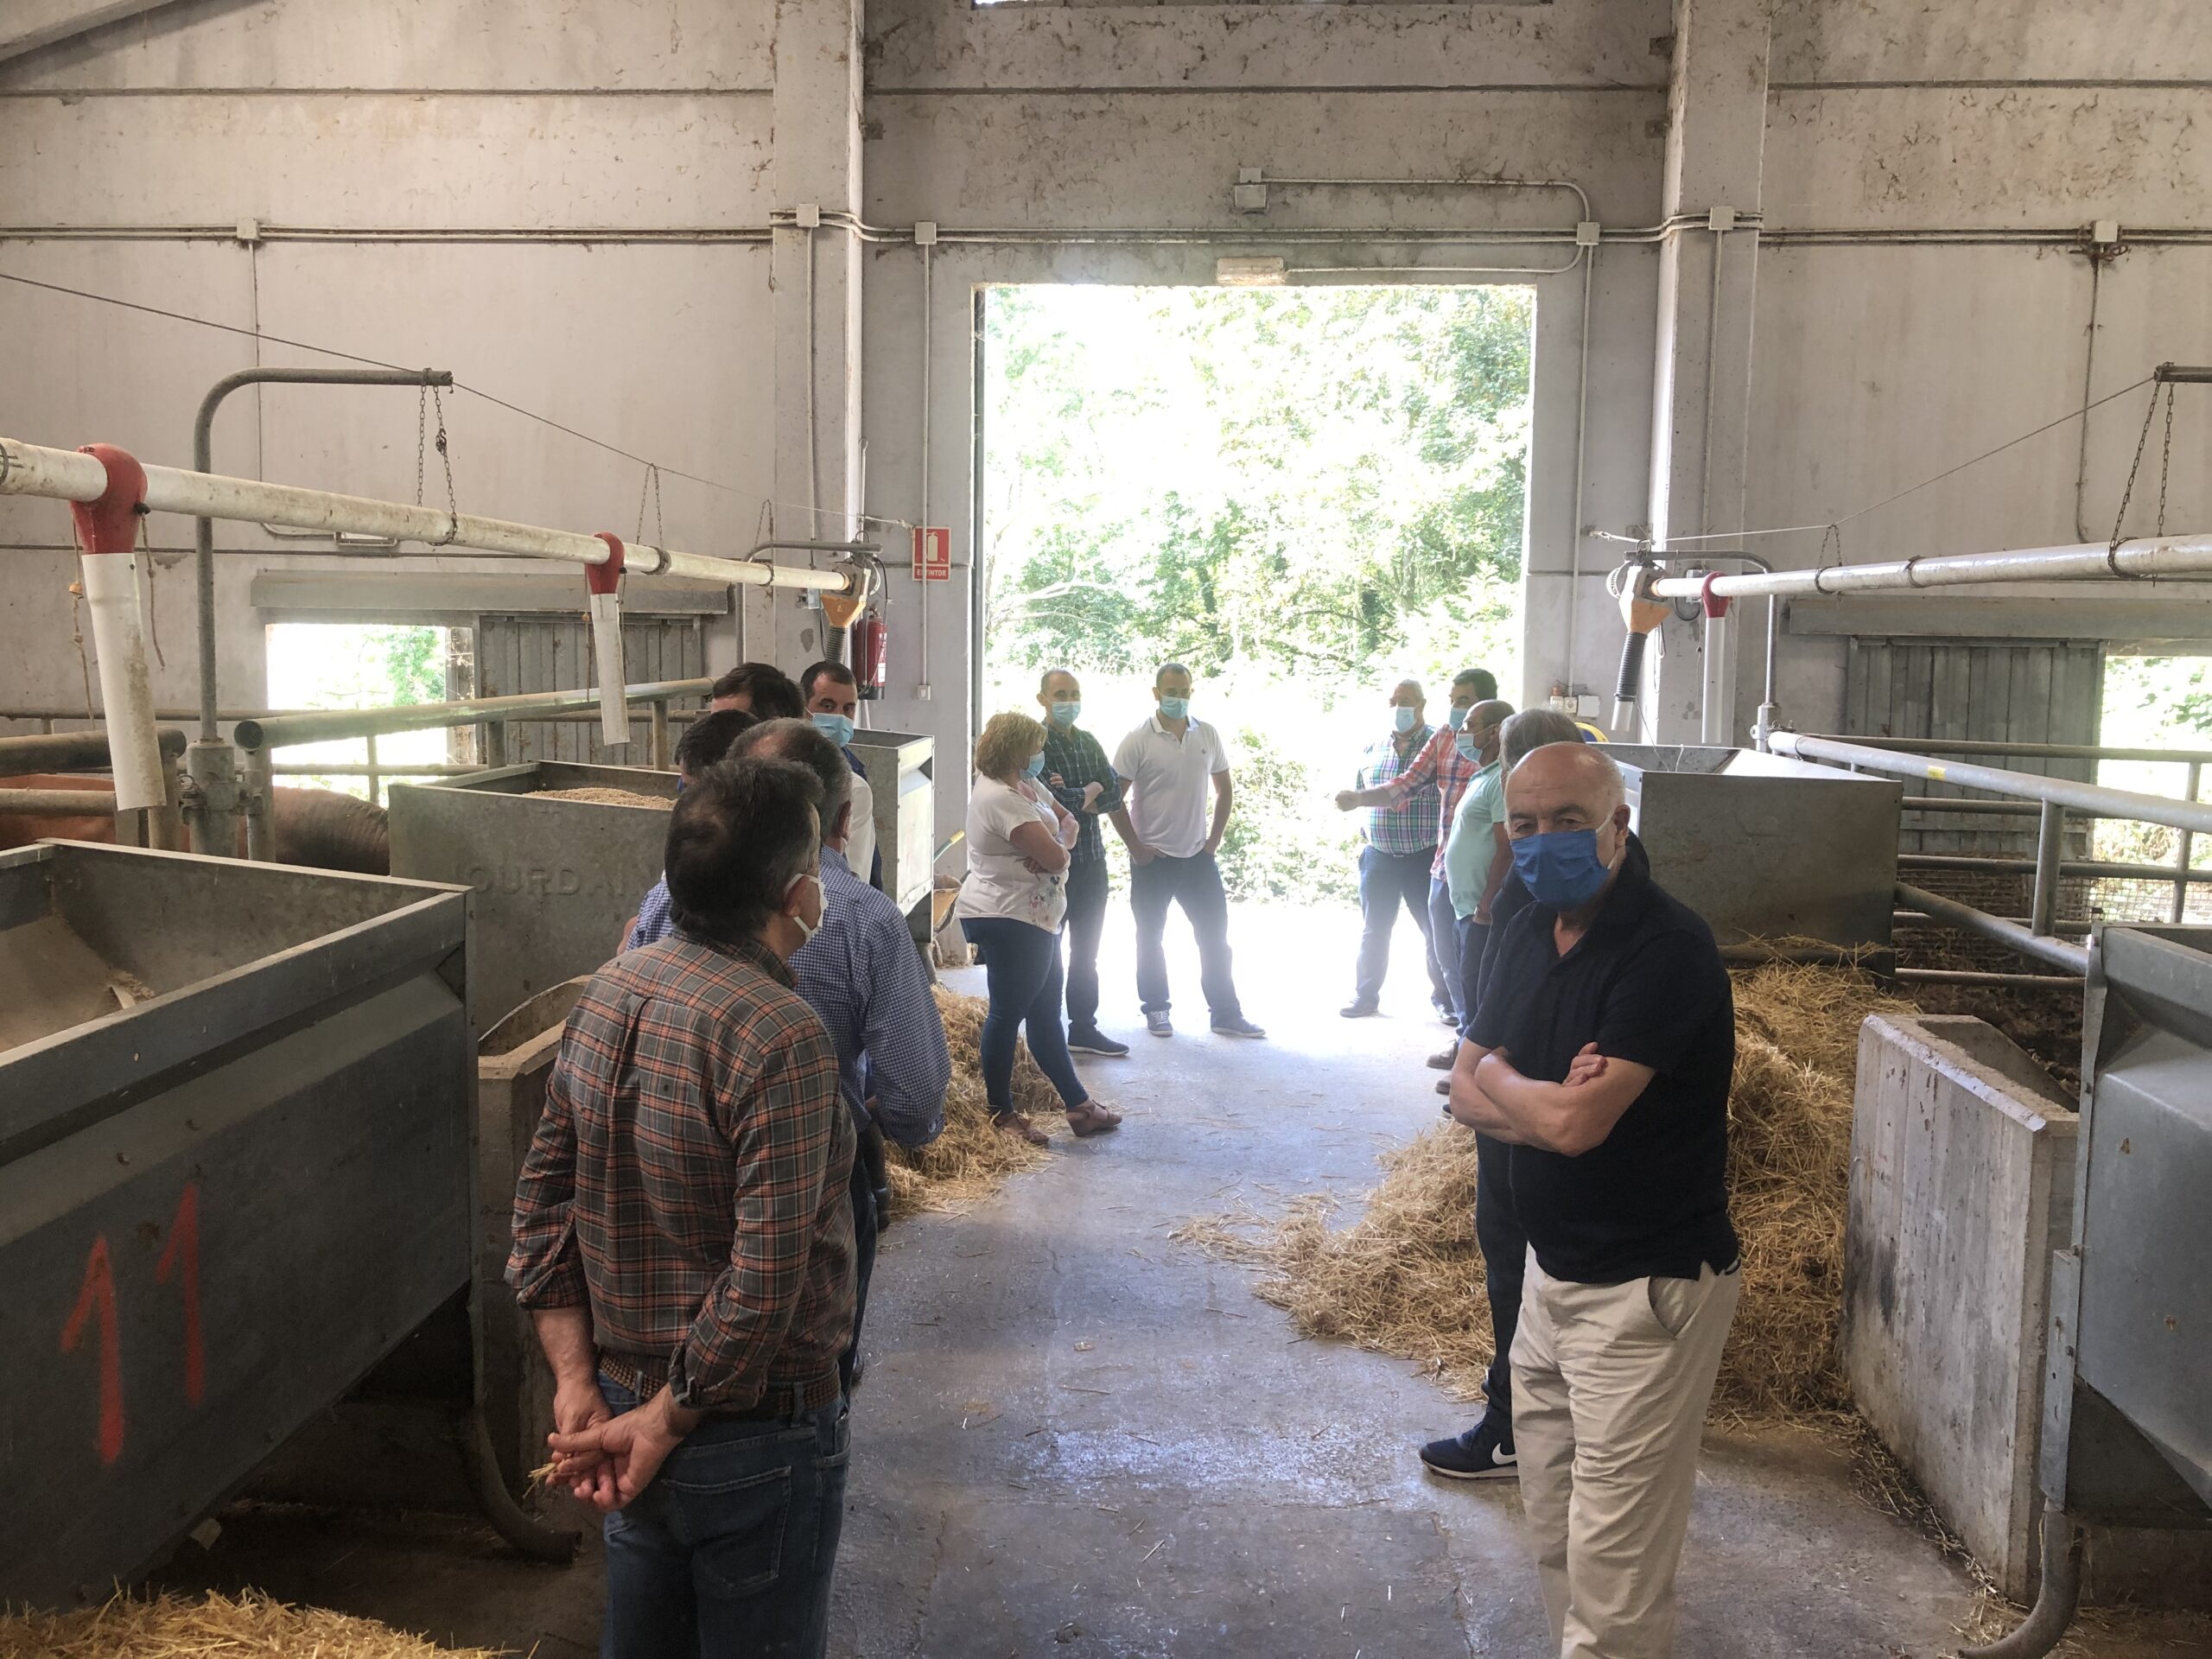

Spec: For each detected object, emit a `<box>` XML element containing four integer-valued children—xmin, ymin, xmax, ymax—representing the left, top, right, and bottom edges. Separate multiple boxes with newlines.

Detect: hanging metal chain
<box><xmin>2106</xmin><ymin>380</ymin><xmax>2168</xmax><ymax>575</ymax></box>
<box><xmin>635</xmin><ymin>462</ymin><xmax>664</xmax><ymax>550</ymax></box>
<box><xmin>137</xmin><ymin>508</ymin><xmax>165</xmax><ymax>669</ymax></box>
<box><xmin>415</xmin><ymin>381</ymin><xmax>460</xmax><ymax>547</ymax></box>
<box><xmin>2156</xmin><ymin>378</ymin><xmax>2177</xmax><ymax>539</ymax></box>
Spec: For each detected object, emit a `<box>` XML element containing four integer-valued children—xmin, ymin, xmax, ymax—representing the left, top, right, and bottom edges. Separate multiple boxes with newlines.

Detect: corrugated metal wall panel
<box><xmin>1843</xmin><ymin>638</ymin><xmax>2103</xmax><ymax>857</ymax></box>
<box><xmin>474</xmin><ymin>613</ymin><xmax>704</xmax><ymax>765</ymax></box>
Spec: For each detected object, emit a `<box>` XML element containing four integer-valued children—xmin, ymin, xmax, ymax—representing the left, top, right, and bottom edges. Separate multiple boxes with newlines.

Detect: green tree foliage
<box><xmin>984</xmin><ymin>285</ymin><xmax>1531</xmax><ymax>697</ymax></box>
<box><xmin>367</xmin><ymin>625</ymin><xmax>445</xmax><ymax>707</ymax></box>
<box><xmin>982</xmin><ymin>285</ymin><xmax>1531</xmax><ymax>903</ymax></box>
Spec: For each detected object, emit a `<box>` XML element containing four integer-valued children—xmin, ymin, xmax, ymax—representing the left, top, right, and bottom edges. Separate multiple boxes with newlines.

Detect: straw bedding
<box><xmin>1177</xmin><ymin>963</ymin><xmax>1916</xmax><ymax>1421</ymax></box>
<box><xmin>533</xmin><ymin>786</ymin><xmax>669</xmax><ymax>809</ymax></box>
<box><xmin>0</xmin><ymin>1590</ymin><xmax>503</xmax><ymax>1658</ymax></box>
<box><xmin>881</xmin><ymin>988</ymin><xmax>1062</xmax><ymax>1219</ymax></box>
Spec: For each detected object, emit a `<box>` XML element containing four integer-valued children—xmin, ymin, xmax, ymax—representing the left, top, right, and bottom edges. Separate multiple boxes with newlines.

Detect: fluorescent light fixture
<box><xmin>1215</xmin><ymin>256</ymin><xmax>1287</xmax><ymax>288</ymax></box>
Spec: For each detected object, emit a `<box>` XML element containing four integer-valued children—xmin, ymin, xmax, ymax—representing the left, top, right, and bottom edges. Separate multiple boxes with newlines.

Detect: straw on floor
<box><xmin>882</xmin><ymin>987</ymin><xmax>1062</xmax><ymax>1219</ymax></box>
<box><xmin>1176</xmin><ymin>963</ymin><xmax>1916</xmax><ymax>1421</ymax></box>
<box><xmin>533</xmin><ymin>786</ymin><xmax>669</xmax><ymax>808</ymax></box>
<box><xmin>0</xmin><ymin>1589</ymin><xmax>504</xmax><ymax>1659</ymax></box>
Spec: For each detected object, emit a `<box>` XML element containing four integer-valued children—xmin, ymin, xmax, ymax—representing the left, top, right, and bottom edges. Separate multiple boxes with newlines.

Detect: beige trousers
<box><xmin>1510</xmin><ymin>1251</ymin><xmax>1742</xmax><ymax>1659</ymax></box>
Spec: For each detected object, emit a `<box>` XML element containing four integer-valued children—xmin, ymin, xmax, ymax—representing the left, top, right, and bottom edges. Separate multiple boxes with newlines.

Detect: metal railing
<box><xmin>1772</xmin><ymin>732</ymin><xmax>2212</xmax><ymax>976</ymax></box>
<box><xmin>3</xmin><ymin>683</ymin><xmax>708</xmax><ymax>808</ymax></box>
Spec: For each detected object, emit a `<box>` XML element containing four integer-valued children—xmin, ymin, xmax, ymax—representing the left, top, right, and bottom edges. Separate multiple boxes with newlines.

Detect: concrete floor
<box><xmin>153</xmin><ymin>905</ymin><xmax>2196</xmax><ymax>1656</ymax></box>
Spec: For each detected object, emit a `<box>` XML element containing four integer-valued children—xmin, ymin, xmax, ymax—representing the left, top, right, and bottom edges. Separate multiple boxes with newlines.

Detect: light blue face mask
<box><xmin>1446</xmin><ymin>705</ymin><xmax>1471</xmax><ymax>730</ymax></box>
<box><xmin>1159</xmin><ymin>696</ymin><xmax>1191</xmax><ymax>721</ymax></box>
<box><xmin>1393</xmin><ymin>706</ymin><xmax>1420</xmax><ymax>734</ymax></box>
<box><xmin>1049</xmin><ymin>701</ymin><xmax>1081</xmax><ymax>727</ymax></box>
<box><xmin>811</xmin><ymin>712</ymin><xmax>855</xmax><ymax>748</ymax></box>
<box><xmin>1023</xmin><ymin>751</ymin><xmax>1048</xmax><ymax>780</ymax></box>
<box><xmin>1510</xmin><ymin>826</ymin><xmax>1615</xmax><ymax>910</ymax></box>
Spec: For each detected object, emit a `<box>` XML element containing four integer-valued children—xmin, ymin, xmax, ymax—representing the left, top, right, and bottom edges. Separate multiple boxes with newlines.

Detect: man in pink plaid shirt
<box><xmin>1335</xmin><ymin>666</ymin><xmax>1497</xmax><ymax>1067</ymax></box>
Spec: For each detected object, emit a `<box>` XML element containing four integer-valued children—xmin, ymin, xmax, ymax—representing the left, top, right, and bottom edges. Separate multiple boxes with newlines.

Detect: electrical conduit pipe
<box><xmin>67</xmin><ymin>444</ymin><xmax>168</xmax><ymax>813</ymax></box>
<box><xmin>586</xmin><ymin>534</ymin><xmax>629</xmax><ymax>749</ymax></box>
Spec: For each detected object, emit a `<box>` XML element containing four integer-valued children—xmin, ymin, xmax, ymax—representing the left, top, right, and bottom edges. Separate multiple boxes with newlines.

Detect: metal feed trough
<box><xmin>1605</xmin><ymin>743</ymin><xmax>1904</xmax><ymax>950</ymax></box>
<box><xmin>2038</xmin><ymin>927</ymin><xmax>2212</xmax><ymax>1599</ymax></box>
<box><xmin>0</xmin><ymin>841</ymin><xmax>471</xmax><ymax>1608</ymax></box>
<box><xmin>389</xmin><ymin>760</ymin><xmax>677</xmax><ymax>1033</ymax></box>
<box><xmin>847</xmin><ymin>728</ymin><xmax>938</xmax><ymax>918</ymax></box>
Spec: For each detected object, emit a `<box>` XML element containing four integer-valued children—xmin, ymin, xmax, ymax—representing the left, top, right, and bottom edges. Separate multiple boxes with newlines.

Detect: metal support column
<box><xmin>241</xmin><ymin>745</ymin><xmax>275</xmax><ymax>861</ymax></box>
<box><xmin>2031</xmin><ymin>799</ymin><xmax>2066</xmax><ymax>938</ymax></box>
<box><xmin>2176</xmin><ymin>761</ymin><xmax>2202</xmax><ymax>925</ymax></box>
<box><xmin>650</xmin><ymin>699</ymin><xmax>671</xmax><ymax>771</ymax></box>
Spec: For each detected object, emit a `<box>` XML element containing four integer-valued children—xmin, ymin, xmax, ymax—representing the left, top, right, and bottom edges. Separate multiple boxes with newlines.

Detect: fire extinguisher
<box><xmin>851</xmin><ymin>609</ymin><xmax>889</xmax><ymax>700</ymax></box>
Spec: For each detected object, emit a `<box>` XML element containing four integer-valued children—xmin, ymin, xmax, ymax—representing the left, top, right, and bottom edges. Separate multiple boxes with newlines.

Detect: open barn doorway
<box><xmin>975</xmin><ymin>283</ymin><xmax>1534</xmax><ymax>1039</ymax></box>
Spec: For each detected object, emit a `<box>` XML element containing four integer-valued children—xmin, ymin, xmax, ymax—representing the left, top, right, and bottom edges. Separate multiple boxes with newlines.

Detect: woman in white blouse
<box><xmin>955</xmin><ymin>711</ymin><xmax>1122</xmax><ymax>1143</ymax></box>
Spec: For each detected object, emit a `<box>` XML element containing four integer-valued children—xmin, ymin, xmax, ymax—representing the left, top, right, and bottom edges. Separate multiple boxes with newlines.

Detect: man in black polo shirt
<box><xmin>1449</xmin><ymin>742</ymin><xmax>1739</xmax><ymax>1659</ymax></box>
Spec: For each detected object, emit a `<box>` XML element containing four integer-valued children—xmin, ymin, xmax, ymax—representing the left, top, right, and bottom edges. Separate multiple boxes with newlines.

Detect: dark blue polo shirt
<box><xmin>1468</xmin><ymin>833</ymin><xmax>1738</xmax><ymax>1285</ymax></box>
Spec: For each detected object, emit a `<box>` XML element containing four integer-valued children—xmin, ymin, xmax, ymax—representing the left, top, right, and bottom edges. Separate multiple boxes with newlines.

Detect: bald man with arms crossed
<box><xmin>1448</xmin><ymin>743</ymin><xmax>1740</xmax><ymax>1659</ymax></box>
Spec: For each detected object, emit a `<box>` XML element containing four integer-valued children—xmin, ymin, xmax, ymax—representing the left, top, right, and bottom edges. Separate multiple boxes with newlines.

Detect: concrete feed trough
<box><xmin>389</xmin><ymin>760</ymin><xmax>677</xmax><ymax>1033</ymax></box>
<box><xmin>1605</xmin><ymin>744</ymin><xmax>1904</xmax><ymax>950</ymax></box>
<box><xmin>0</xmin><ymin>841</ymin><xmax>471</xmax><ymax>1609</ymax></box>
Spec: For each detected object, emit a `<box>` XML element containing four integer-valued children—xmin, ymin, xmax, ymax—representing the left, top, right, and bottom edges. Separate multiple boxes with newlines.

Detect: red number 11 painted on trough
<box><xmin>156</xmin><ymin>1183</ymin><xmax>205</xmax><ymax>1407</ymax></box>
<box><xmin>60</xmin><ymin>1183</ymin><xmax>207</xmax><ymax>1464</ymax></box>
<box><xmin>60</xmin><ymin>1236</ymin><xmax>124</xmax><ymax>1465</ymax></box>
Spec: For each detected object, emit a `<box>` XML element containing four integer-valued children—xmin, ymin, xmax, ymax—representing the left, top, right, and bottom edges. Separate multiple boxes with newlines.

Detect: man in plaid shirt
<box><xmin>1036</xmin><ymin>668</ymin><xmax>1130</xmax><ymax>1057</ymax></box>
<box><xmin>512</xmin><ymin>756</ymin><xmax>855</xmax><ymax>1659</ymax></box>
<box><xmin>1337</xmin><ymin>668</ymin><xmax>1497</xmax><ymax>1054</ymax></box>
<box><xmin>1335</xmin><ymin>679</ymin><xmax>1449</xmax><ymax>1020</ymax></box>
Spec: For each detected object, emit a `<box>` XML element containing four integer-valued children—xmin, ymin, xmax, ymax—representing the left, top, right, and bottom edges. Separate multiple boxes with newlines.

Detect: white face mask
<box><xmin>786</xmin><ymin>871</ymin><xmax>825</xmax><ymax>944</ymax></box>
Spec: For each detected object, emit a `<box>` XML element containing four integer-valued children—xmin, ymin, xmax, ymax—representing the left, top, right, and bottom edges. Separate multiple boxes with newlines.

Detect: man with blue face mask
<box><xmin>1335</xmin><ymin>666</ymin><xmax>1497</xmax><ymax>1050</ymax></box>
<box><xmin>1447</xmin><ymin>742</ymin><xmax>1739</xmax><ymax>1659</ymax></box>
<box><xmin>1338</xmin><ymin>679</ymin><xmax>1449</xmax><ymax>1020</ymax></box>
<box><xmin>1035</xmin><ymin>668</ymin><xmax>1129</xmax><ymax>1056</ymax></box>
<box><xmin>1109</xmin><ymin>662</ymin><xmax>1263</xmax><ymax>1040</ymax></box>
<box><xmin>803</xmin><ymin>661</ymin><xmax>879</xmax><ymax>891</ymax></box>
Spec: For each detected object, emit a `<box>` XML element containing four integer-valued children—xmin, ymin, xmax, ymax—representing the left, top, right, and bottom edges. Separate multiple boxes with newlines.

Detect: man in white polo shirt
<box><xmin>1109</xmin><ymin>663</ymin><xmax>1265</xmax><ymax>1041</ymax></box>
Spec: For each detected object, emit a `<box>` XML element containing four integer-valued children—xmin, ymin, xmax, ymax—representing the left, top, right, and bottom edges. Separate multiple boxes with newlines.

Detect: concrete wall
<box><xmin>3</xmin><ymin>0</ymin><xmax>2211</xmax><ymax>835</ymax></box>
<box><xmin>1843</xmin><ymin>1011</ymin><xmax>2076</xmax><ymax>1601</ymax></box>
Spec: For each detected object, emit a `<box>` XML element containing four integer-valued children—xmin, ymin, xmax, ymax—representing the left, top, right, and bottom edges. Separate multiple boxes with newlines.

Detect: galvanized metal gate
<box><xmin>1845</xmin><ymin>639</ymin><xmax>2104</xmax><ymax>858</ymax></box>
<box><xmin>474</xmin><ymin>613</ymin><xmax>706</xmax><ymax>765</ymax></box>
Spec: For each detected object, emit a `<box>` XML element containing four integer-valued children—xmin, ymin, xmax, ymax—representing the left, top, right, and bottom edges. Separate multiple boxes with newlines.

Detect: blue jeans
<box><xmin>1427</xmin><ymin>874</ymin><xmax>1465</xmax><ymax>1022</ymax></box>
<box><xmin>959</xmin><ymin>916</ymin><xmax>1090</xmax><ymax>1112</ymax></box>
<box><xmin>598</xmin><ymin>1379</ymin><xmax>850</xmax><ymax>1659</ymax></box>
<box><xmin>1128</xmin><ymin>850</ymin><xmax>1243</xmax><ymax>1020</ymax></box>
<box><xmin>1473</xmin><ymin>1135</ymin><xmax>1525</xmax><ymax>1430</ymax></box>
<box><xmin>1353</xmin><ymin>845</ymin><xmax>1446</xmax><ymax>1008</ymax></box>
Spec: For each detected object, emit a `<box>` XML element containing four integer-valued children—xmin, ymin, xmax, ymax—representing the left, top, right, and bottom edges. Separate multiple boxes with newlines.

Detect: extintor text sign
<box><xmin>912</xmin><ymin>526</ymin><xmax>951</xmax><ymax>582</ymax></box>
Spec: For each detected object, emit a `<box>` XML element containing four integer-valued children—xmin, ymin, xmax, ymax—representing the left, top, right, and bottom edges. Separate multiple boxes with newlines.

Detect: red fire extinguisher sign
<box><xmin>912</xmin><ymin>526</ymin><xmax>951</xmax><ymax>582</ymax></box>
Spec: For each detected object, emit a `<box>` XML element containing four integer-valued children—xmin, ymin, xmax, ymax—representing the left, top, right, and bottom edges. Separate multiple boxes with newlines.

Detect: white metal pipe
<box><xmin>0</xmin><ymin>436</ymin><xmax>853</xmax><ymax>594</ymax></box>
<box><xmin>1770</xmin><ymin>732</ymin><xmax>2212</xmax><ymax>836</ymax></box>
<box><xmin>1645</xmin><ymin>531</ymin><xmax>2212</xmax><ymax>600</ymax></box>
<box><xmin>587</xmin><ymin>590</ymin><xmax>630</xmax><ymax>748</ymax></box>
<box><xmin>77</xmin><ymin>544</ymin><xmax>167</xmax><ymax>813</ymax></box>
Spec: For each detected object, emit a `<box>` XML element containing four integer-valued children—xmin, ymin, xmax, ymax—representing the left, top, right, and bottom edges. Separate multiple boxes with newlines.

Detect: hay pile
<box><xmin>882</xmin><ymin>988</ymin><xmax>1061</xmax><ymax>1219</ymax></box>
<box><xmin>534</xmin><ymin>786</ymin><xmax>669</xmax><ymax>809</ymax></box>
<box><xmin>0</xmin><ymin>1590</ymin><xmax>503</xmax><ymax>1658</ymax></box>
<box><xmin>1179</xmin><ymin>963</ymin><xmax>1914</xmax><ymax>1421</ymax></box>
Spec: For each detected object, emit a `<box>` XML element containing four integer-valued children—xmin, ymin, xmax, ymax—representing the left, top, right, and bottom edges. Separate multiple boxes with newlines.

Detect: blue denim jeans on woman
<box><xmin>597</xmin><ymin>1377</ymin><xmax>850</xmax><ymax>1659</ymax></box>
<box><xmin>959</xmin><ymin>915</ymin><xmax>1090</xmax><ymax>1113</ymax></box>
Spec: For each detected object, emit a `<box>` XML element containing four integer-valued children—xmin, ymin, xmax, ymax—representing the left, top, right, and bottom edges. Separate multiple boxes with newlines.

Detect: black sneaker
<box><xmin>1434</xmin><ymin>1002</ymin><xmax>1459</xmax><ymax>1027</ymax></box>
<box><xmin>1145</xmin><ymin>1010</ymin><xmax>1173</xmax><ymax>1039</ymax></box>
<box><xmin>1339</xmin><ymin>1001</ymin><xmax>1380</xmax><ymax>1020</ymax></box>
<box><xmin>1420</xmin><ymin>1418</ymin><xmax>1516</xmax><ymax>1481</ymax></box>
<box><xmin>1067</xmin><ymin>1027</ymin><xmax>1130</xmax><ymax>1058</ymax></box>
<box><xmin>1211</xmin><ymin>1015</ymin><xmax>1267</xmax><ymax>1039</ymax></box>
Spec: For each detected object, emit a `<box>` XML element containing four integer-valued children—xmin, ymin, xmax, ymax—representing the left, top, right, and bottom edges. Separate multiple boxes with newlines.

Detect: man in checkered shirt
<box><xmin>512</xmin><ymin>755</ymin><xmax>855</xmax><ymax>1658</ymax></box>
<box><xmin>1337</xmin><ymin>667</ymin><xmax>1498</xmax><ymax>1058</ymax></box>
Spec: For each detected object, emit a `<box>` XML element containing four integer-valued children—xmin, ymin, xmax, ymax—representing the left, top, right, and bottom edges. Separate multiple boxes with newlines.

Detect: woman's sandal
<box><xmin>990</xmin><ymin>1110</ymin><xmax>1050</xmax><ymax>1147</ymax></box>
<box><xmin>1065</xmin><ymin>1100</ymin><xmax>1122</xmax><ymax>1138</ymax></box>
